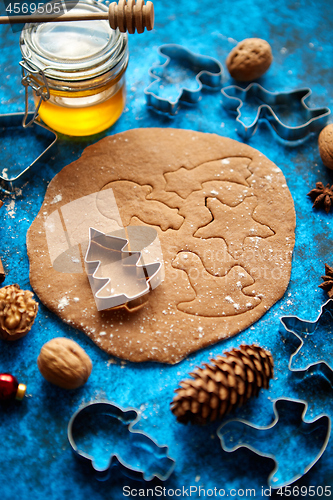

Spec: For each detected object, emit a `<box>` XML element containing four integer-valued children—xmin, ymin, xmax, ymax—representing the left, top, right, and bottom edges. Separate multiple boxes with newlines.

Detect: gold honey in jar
<box><xmin>20</xmin><ymin>0</ymin><xmax>128</xmax><ymax>136</ymax></box>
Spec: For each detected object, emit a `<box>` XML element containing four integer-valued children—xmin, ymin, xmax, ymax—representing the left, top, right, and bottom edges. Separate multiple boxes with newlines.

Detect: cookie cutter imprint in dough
<box><xmin>68</xmin><ymin>401</ymin><xmax>176</xmax><ymax>481</ymax></box>
<box><xmin>221</xmin><ymin>84</ymin><xmax>330</xmax><ymax>143</ymax></box>
<box><xmin>44</xmin><ymin>161</ymin><xmax>285</xmax><ymax>317</ymax></box>
<box><xmin>31</xmin><ymin>128</ymin><xmax>296</xmax><ymax>362</ymax></box>
<box><xmin>218</xmin><ymin>398</ymin><xmax>331</xmax><ymax>488</ymax></box>
<box><xmin>145</xmin><ymin>44</ymin><xmax>224</xmax><ymax>115</ymax></box>
<box><xmin>44</xmin><ymin>189</ymin><xmax>164</xmax><ymax>310</ymax></box>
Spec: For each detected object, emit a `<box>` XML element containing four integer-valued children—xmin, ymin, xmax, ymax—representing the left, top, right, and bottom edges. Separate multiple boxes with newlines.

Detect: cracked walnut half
<box><xmin>0</xmin><ymin>284</ymin><xmax>38</xmax><ymax>341</ymax></box>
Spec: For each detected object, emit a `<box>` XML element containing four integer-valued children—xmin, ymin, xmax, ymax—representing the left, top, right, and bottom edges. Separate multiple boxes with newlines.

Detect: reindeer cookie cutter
<box><xmin>68</xmin><ymin>400</ymin><xmax>176</xmax><ymax>481</ymax></box>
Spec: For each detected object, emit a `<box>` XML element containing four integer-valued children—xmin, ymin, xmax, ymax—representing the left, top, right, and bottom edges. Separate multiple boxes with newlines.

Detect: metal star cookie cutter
<box><xmin>221</xmin><ymin>83</ymin><xmax>330</xmax><ymax>143</ymax></box>
<box><xmin>217</xmin><ymin>398</ymin><xmax>331</xmax><ymax>489</ymax></box>
<box><xmin>0</xmin><ymin>111</ymin><xmax>57</xmax><ymax>192</ymax></box>
<box><xmin>145</xmin><ymin>44</ymin><xmax>223</xmax><ymax>115</ymax></box>
<box><xmin>84</xmin><ymin>227</ymin><xmax>163</xmax><ymax>311</ymax></box>
<box><xmin>68</xmin><ymin>401</ymin><xmax>176</xmax><ymax>481</ymax></box>
<box><xmin>280</xmin><ymin>299</ymin><xmax>333</xmax><ymax>374</ymax></box>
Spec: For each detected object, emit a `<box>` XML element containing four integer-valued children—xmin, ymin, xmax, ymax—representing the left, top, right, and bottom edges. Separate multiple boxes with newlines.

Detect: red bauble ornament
<box><xmin>0</xmin><ymin>373</ymin><xmax>26</xmax><ymax>401</ymax></box>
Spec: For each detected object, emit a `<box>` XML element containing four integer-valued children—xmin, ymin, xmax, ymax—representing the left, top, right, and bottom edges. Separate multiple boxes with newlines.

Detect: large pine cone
<box><xmin>171</xmin><ymin>344</ymin><xmax>274</xmax><ymax>424</ymax></box>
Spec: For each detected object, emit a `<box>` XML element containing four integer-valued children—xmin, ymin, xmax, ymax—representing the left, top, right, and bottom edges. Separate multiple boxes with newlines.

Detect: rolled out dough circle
<box><xmin>27</xmin><ymin>128</ymin><xmax>296</xmax><ymax>364</ymax></box>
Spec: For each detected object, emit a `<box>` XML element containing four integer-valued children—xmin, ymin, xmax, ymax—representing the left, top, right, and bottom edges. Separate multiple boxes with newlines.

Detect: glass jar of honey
<box><xmin>19</xmin><ymin>0</ymin><xmax>129</xmax><ymax>136</ymax></box>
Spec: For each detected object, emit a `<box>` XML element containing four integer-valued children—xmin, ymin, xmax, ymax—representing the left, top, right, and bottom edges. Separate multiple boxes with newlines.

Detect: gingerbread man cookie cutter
<box><xmin>221</xmin><ymin>83</ymin><xmax>330</xmax><ymax>143</ymax></box>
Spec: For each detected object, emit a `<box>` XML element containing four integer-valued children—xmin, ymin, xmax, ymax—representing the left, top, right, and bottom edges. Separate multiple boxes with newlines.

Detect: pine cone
<box><xmin>171</xmin><ymin>344</ymin><xmax>274</xmax><ymax>424</ymax></box>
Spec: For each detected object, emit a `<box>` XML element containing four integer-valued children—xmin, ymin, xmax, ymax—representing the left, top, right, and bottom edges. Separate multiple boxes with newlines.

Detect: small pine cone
<box><xmin>171</xmin><ymin>344</ymin><xmax>274</xmax><ymax>425</ymax></box>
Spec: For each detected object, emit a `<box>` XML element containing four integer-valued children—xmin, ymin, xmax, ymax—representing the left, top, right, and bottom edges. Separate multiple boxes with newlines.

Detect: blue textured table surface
<box><xmin>1</xmin><ymin>0</ymin><xmax>333</xmax><ymax>499</ymax></box>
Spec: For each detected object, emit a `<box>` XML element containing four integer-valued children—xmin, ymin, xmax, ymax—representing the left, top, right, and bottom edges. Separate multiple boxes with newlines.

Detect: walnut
<box><xmin>318</xmin><ymin>124</ymin><xmax>333</xmax><ymax>170</ymax></box>
<box><xmin>0</xmin><ymin>284</ymin><xmax>38</xmax><ymax>341</ymax></box>
<box><xmin>37</xmin><ymin>337</ymin><xmax>92</xmax><ymax>389</ymax></box>
<box><xmin>226</xmin><ymin>38</ymin><xmax>273</xmax><ymax>81</ymax></box>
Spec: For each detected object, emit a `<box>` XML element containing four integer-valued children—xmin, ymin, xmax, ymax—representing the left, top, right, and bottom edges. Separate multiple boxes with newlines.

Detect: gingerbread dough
<box><xmin>27</xmin><ymin>128</ymin><xmax>296</xmax><ymax>363</ymax></box>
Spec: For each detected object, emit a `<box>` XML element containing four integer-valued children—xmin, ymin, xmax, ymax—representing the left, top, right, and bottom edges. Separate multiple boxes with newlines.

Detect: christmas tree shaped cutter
<box><xmin>218</xmin><ymin>398</ymin><xmax>330</xmax><ymax>488</ymax></box>
<box><xmin>84</xmin><ymin>227</ymin><xmax>163</xmax><ymax>311</ymax></box>
<box><xmin>67</xmin><ymin>400</ymin><xmax>175</xmax><ymax>481</ymax></box>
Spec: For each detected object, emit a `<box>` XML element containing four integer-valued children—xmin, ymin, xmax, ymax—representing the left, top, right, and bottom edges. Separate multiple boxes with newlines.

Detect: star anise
<box><xmin>307</xmin><ymin>182</ymin><xmax>333</xmax><ymax>213</ymax></box>
<box><xmin>319</xmin><ymin>263</ymin><xmax>333</xmax><ymax>298</ymax></box>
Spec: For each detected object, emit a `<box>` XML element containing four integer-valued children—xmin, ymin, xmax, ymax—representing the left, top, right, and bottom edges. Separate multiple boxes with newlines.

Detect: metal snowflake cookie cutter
<box><xmin>0</xmin><ymin>112</ymin><xmax>57</xmax><ymax>192</ymax></box>
<box><xmin>221</xmin><ymin>83</ymin><xmax>330</xmax><ymax>143</ymax></box>
<box><xmin>280</xmin><ymin>299</ymin><xmax>333</xmax><ymax>374</ymax></box>
<box><xmin>217</xmin><ymin>398</ymin><xmax>331</xmax><ymax>489</ymax></box>
<box><xmin>84</xmin><ymin>227</ymin><xmax>163</xmax><ymax>311</ymax></box>
<box><xmin>145</xmin><ymin>44</ymin><xmax>223</xmax><ymax>115</ymax></box>
<box><xmin>67</xmin><ymin>401</ymin><xmax>176</xmax><ymax>481</ymax></box>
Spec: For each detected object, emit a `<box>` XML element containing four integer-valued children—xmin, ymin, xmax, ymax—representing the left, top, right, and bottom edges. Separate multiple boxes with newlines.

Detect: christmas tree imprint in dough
<box><xmin>172</xmin><ymin>252</ymin><xmax>260</xmax><ymax>316</ymax></box>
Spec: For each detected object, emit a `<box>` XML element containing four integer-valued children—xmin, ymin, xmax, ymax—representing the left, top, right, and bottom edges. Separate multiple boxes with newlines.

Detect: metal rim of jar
<box><xmin>19</xmin><ymin>0</ymin><xmax>129</xmax><ymax>92</ymax></box>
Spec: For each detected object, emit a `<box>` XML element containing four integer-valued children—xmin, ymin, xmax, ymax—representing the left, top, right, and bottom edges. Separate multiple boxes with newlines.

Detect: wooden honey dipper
<box><xmin>0</xmin><ymin>0</ymin><xmax>154</xmax><ymax>33</ymax></box>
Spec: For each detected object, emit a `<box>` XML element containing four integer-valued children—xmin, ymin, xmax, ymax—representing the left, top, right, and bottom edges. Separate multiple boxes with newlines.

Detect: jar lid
<box><xmin>20</xmin><ymin>0</ymin><xmax>128</xmax><ymax>82</ymax></box>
